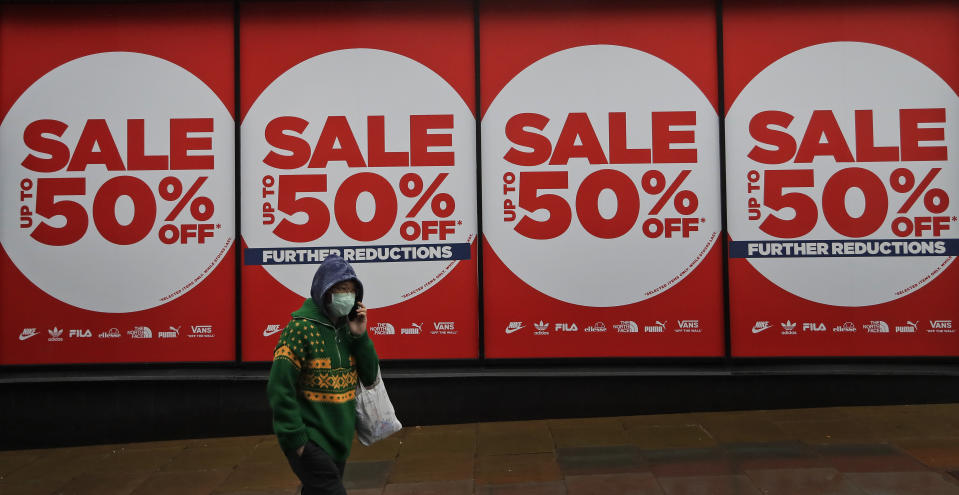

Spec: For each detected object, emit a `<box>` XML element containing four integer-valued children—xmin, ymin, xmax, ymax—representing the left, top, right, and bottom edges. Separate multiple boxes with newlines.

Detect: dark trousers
<box><xmin>286</xmin><ymin>441</ymin><xmax>347</xmax><ymax>495</ymax></box>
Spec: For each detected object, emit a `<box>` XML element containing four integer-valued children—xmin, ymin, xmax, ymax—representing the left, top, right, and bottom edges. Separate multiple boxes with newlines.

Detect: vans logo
<box><xmin>928</xmin><ymin>320</ymin><xmax>955</xmax><ymax>333</ymax></box>
<box><xmin>434</xmin><ymin>322</ymin><xmax>455</xmax><ymax>331</ymax></box>
<box><xmin>676</xmin><ymin>320</ymin><xmax>702</xmax><ymax>333</ymax></box>
<box><xmin>189</xmin><ymin>325</ymin><xmax>214</xmax><ymax>338</ymax></box>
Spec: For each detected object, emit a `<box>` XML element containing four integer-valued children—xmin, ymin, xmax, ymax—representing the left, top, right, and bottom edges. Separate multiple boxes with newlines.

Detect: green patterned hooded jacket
<box><xmin>267</xmin><ymin>297</ymin><xmax>379</xmax><ymax>461</ymax></box>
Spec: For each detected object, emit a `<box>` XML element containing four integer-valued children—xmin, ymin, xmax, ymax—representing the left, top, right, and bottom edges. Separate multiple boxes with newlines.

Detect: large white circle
<box><xmin>726</xmin><ymin>42</ymin><xmax>959</xmax><ymax>306</ymax></box>
<box><xmin>0</xmin><ymin>52</ymin><xmax>235</xmax><ymax>313</ymax></box>
<box><xmin>241</xmin><ymin>49</ymin><xmax>477</xmax><ymax>308</ymax></box>
<box><xmin>482</xmin><ymin>45</ymin><xmax>721</xmax><ymax>307</ymax></box>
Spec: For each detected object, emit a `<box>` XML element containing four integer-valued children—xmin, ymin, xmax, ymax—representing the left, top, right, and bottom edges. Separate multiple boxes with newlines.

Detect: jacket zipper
<box><xmin>297</xmin><ymin>316</ymin><xmax>342</xmax><ymax>369</ymax></box>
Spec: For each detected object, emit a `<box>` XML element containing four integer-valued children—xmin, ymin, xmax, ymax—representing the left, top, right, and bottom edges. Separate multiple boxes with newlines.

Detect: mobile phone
<box><xmin>348</xmin><ymin>301</ymin><xmax>361</xmax><ymax>321</ymax></box>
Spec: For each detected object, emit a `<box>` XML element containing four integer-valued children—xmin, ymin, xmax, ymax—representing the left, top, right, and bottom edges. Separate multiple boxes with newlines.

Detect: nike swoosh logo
<box><xmin>19</xmin><ymin>332</ymin><xmax>38</xmax><ymax>341</ymax></box>
<box><xmin>505</xmin><ymin>326</ymin><xmax>525</xmax><ymax>334</ymax></box>
<box><xmin>263</xmin><ymin>327</ymin><xmax>283</xmax><ymax>337</ymax></box>
<box><xmin>752</xmin><ymin>325</ymin><xmax>771</xmax><ymax>334</ymax></box>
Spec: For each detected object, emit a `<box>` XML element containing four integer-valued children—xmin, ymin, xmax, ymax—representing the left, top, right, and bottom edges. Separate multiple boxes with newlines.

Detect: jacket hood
<box><xmin>310</xmin><ymin>254</ymin><xmax>364</xmax><ymax>309</ymax></box>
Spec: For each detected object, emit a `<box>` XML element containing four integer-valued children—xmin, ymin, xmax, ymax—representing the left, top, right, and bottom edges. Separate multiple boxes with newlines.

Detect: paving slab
<box><xmin>389</xmin><ymin>451</ymin><xmax>473</xmax><ymax>483</ymax></box>
<box><xmin>4</xmin><ymin>446</ymin><xmax>115</xmax><ymax>483</ymax></box>
<box><xmin>745</xmin><ymin>467</ymin><xmax>868</xmax><ymax>495</ymax></box>
<box><xmin>644</xmin><ymin>447</ymin><xmax>737</xmax><ymax>477</ymax></box>
<box><xmin>54</xmin><ymin>470</ymin><xmax>152</xmax><ymax>495</ymax></box>
<box><xmin>477</xmin><ymin>421</ymin><xmax>554</xmax><ymax>456</ymax></box>
<box><xmin>773</xmin><ymin>419</ymin><xmax>877</xmax><ymax>444</ymax></box>
<box><xmin>161</xmin><ymin>445</ymin><xmax>252</xmax><ymax>472</ymax></box>
<box><xmin>761</xmin><ymin>408</ymin><xmax>851</xmax><ymax>423</ymax></box>
<box><xmin>351</xmin><ymin>435</ymin><xmax>403</xmax><ymax>462</ymax></box>
<box><xmin>845</xmin><ymin>472</ymin><xmax>959</xmax><ymax>495</ymax></box>
<box><xmin>620</xmin><ymin>413</ymin><xmax>704</xmax><ymax>429</ymax></box>
<box><xmin>476</xmin><ymin>481</ymin><xmax>567</xmax><ymax>495</ymax></box>
<box><xmin>188</xmin><ymin>437</ymin><xmax>271</xmax><ymax>450</ymax></box>
<box><xmin>0</xmin><ymin>477</ymin><xmax>74</xmax><ymax>495</ymax></box>
<box><xmin>565</xmin><ymin>472</ymin><xmax>663</xmax><ymax>495</ymax></box>
<box><xmin>700</xmin><ymin>416</ymin><xmax>794</xmax><ymax>444</ymax></box>
<box><xmin>549</xmin><ymin>418</ymin><xmax>629</xmax><ymax>448</ymax></box>
<box><xmin>657</xmin><ymin>474</ymin><xmax>763</xmax><ymax>495</ymax></box>
<box><xmin>214</xmin><ymin>461</ymin><xmax>300</xmax><ymax>493</ymax></box>
<box><xmin>131</xmin><ymin>469</ymin><xmax>233</xmax><ymax>495</ymax></box>
<box><xmin>382</xmin><ymin>479</ymin><xmax>473</xmax><ymax>495</ymax></box>
<box><xmin>244</xmin><ymin>441</ymin><xmax>289</xmax><ymax>465</ymax></box>
<box><xmin>398</xmin><ymin>426</ymin><xmax>475</xmax><ymax>457</ymax></box>
<box><xmin>207</xmin><ymin>490</ymin><xmax>297</xmax><ymax>495</ymax></box>
<box><xmin>474</xmin><ymin>453</ymin><xmax>562</xmax><ymax>485</ymax></box>
<box><xmin>723</xmin><ymin>442</ymin><xmax>831</xmax><ymax>471</ymax></box>
<box><xmin>555</xmin><ymin>445</ymin><xmax>647</xmax><ymax>476</ymax></box>
<box><xmin>814</xmin><ymin>444</ymin><xmax>928</xmax><ymax>473</ymax></box>
<box><xmin>895</xmin><ymin>437</ymin><xmax>959</xmax><ymax>469</ymax></box>
<box><xmin>0</xmin><ymin>449</ymin><xmax>42</xmax><ymax>478</ymax></box>
<box><xmin>92</xmin><ymin>446</ymin><xmax>186</xmax><ymax>474</ymax></box>
<box><xmin>343</xmin><ymin>461</ymin><xmax>392</xmax><ymax>490</ymax></box>
<box><xmin>627</xmin><ymin>424</ymin><xmax>717</xmax><ymax>450</ymax></box>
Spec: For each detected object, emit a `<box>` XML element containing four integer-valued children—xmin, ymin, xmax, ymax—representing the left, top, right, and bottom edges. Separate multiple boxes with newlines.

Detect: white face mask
<box><xmin>329</xmin><ymin>292</ymin><xmax>356</xmax><ymax>318</ymax></box>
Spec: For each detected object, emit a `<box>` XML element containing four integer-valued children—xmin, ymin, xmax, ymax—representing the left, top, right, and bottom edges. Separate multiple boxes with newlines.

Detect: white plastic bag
<box><xmin>355</xmin><ymin>367</ymin><xmax>402</xmax><ymax>446</ymax></box>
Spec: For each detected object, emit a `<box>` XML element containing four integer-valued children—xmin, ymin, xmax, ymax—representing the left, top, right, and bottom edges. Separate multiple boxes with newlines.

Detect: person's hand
<box><xmin>348</xmin><ymin>301</ymin><xmax>367</xmax><ymax>336</ymax></box>
<box><xmin>296</xmin><ymin>445</ymin><xmax>305</xmax><ymax>457</ymax></box>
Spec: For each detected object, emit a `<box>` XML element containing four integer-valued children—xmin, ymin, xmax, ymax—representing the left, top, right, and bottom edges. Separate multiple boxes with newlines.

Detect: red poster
<box><xmin>724</xmin><ymin>1</ymin><xmax>959</xmax><ymax>356</ymax></box>
<box><xmin>240</xmin><ymin>1</ymin><xmax>479</xmax><ymax>361</ymax></box>
<box><xmin>481</xmin><ymin>0</ymin><xmax>725</xmax><ymax>358</ymax></box>
<box><xmin>0</xmin><ymin>3</ymin><xmax>236</xmax><ymax>364</ymax></box>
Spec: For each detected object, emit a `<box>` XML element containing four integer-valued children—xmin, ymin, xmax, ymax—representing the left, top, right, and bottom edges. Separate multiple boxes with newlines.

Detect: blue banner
<box><xmin>729</xmin><ymin>239</ymin><xmax>959</xmax><ymax>258</ymax></box>
<box><xmin>244</xmin><ymin>243</ymin><xmax>472</xmax><ymax>265</ymax></box>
